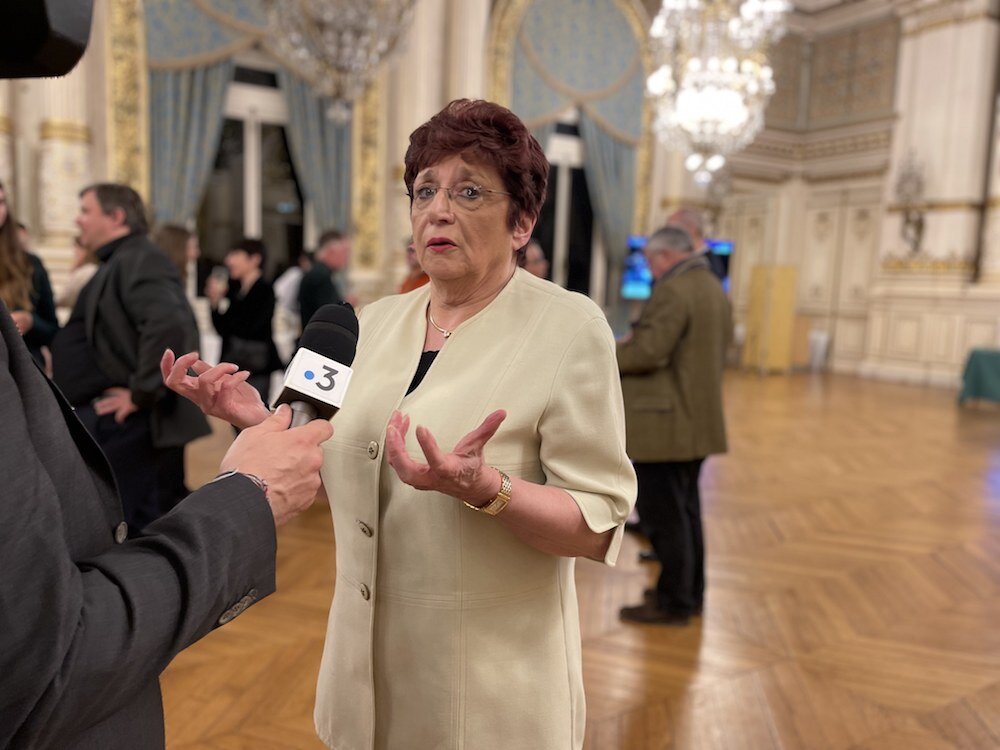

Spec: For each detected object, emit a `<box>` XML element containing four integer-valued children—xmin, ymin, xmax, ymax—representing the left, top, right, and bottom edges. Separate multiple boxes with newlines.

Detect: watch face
<box><xmin>483</xmin><ymin>496</ymin><xmax>508</xmax><ymax>516</ymax></box>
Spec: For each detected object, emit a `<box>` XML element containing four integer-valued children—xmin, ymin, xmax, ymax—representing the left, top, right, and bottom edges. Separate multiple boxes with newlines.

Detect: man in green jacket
<box><xmin>617</xmin><ymin>223</ymin><xmax>732</xmax><ymax>625</ymax></box>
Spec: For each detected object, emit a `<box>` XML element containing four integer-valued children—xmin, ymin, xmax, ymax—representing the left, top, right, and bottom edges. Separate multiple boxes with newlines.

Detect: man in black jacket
<box><xmin>51</xmin><ymin>183</ymin><xmax>210</xmax><ymax>531</ymax></box>
<box><xmin>298</xmin><ymin>228</ymin><xmax>351</xmax><ymax>329</ymax></box>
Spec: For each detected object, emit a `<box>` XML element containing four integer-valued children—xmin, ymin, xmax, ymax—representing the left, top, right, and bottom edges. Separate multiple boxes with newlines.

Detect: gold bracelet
<box><xmin>462</xmin><ymin>468</ymin><xmax>511</xmax><ymax>517</ymax></box>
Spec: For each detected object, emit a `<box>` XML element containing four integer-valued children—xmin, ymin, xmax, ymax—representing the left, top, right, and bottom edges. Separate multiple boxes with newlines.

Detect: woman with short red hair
<box><xmin>312</xmin><ymin>99</ymin><xmax>636</xmax><ymax>749</ymax></box>
<box><xmin>165</xmin><ymin>99</ymin><xmax>636</xmax><ymax>749</ymax></box>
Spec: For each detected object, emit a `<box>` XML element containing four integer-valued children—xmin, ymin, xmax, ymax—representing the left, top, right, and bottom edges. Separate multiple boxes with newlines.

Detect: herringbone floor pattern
<box><xmin>162</xmin><ymin>372</ymin><xmax>1000</xmax><ymax>749</ymax></box>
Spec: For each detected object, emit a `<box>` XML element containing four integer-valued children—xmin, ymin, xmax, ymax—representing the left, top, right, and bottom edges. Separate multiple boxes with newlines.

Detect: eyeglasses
<box><xmin>407</xmin><ymin>182</ymin><xmax>511</xmax><ymax>212</ymax></box>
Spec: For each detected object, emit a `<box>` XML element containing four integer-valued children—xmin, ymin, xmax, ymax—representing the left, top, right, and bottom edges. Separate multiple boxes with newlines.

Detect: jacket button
<box><xmin>360</xmin><ymin>583</ymin><xmax>371</xmax><ymax>601</ymax></box>
<box><xmin>367</xmin><ymin>441</ymin><xmax>379</xmax><ymax>459</ymax></box>
<box><xmin>114</xmin><ymin>522</ymin><xmax>128</xmax><ymax>544</ymax></box>
<box><xmin>357</xmin><ymin>520</ymin><xmax>373</xmax><ymax>537</ymax></box>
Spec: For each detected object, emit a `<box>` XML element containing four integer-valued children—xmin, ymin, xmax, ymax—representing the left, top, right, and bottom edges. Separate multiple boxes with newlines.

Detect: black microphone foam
<box><xmin>299</xmin><ymin>303</ymin><xmax>359</xmax><ymax>362</ymax></box>
<box><xmin>274</xmin><ymin>303</ymin><xmax>359</xmax><ymax>423</ymax></box>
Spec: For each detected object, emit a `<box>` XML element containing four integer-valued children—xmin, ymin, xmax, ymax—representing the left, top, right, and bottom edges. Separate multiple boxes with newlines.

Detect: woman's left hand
<box><xmin>160</xmin><ymin>348</ymin><xmax>270</xmax><ymax>429</ymax></box>
<box><xmin>384</xmin><ymin>409</ymin><xmax>506</xmax><ymax>503</ymax></box>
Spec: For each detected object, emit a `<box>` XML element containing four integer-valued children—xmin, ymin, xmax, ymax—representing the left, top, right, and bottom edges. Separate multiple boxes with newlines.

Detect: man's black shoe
<box><xmin>619</xmin><ymin>601</ymin><xmax>690</xmax><ymax>626</ymax></box>
<box><xmin>642</xmin><ymin>588</ymin><xmax>702</xmax><ymax>615</ymax></box>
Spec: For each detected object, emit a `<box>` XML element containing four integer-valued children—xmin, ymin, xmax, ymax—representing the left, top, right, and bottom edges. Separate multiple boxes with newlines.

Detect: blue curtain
<box><xmin>277</xmin><ymin>69</ymin><xmax>352</xmax><ymax>233</ymax></box>
<box><xmin>530</xmin><ymin>122</ymin><xmax>557</xmax><ymax>156</ymax></box>
<box><xmin>578</xmin><ymin>113</ymin><xmax>635</xmax><ymax>269</ymax></box>
<box><xmin>150</xmin><ymin>60</ymin><xmax>234</xmax><ymax>224</ymax></box>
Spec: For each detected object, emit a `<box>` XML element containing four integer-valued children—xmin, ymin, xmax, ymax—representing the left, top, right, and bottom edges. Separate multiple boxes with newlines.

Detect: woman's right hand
<box><xmin>383</xmin><ymin>409</ymin><xmax>506</xmax><ymax>504</ymax></box>
<box><xmin>160</xmin><ymin>349</ymin><xmax>271</xmax><ymax>429</ymax></box>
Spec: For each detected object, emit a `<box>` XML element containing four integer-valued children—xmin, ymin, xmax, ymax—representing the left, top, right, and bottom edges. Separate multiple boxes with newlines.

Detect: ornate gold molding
<box><xmin>487</xmin><ymin>0</ymin><xmax>532</xmax><ymax>105</ymax></box>
<box><xmin>107</xmin><ymin>0</ymin><xmax>149</xmax><ymax>200</ymax></box>
<box><xmin>901</xmin><ymin>10</ymin><xmax>997</xmax><ymax>38</ymax></box>
<box><xmin>731</xmin><ymin>169</ymin><xmax>793</xmax><ymax>184</ymax></box>
<box><xmin>352</xmin><ymin>77</ymin><xmax>383</xmax><ymax>272</ymax></box>
<box><xmin>881</xmin><ymin>255</ymin><xmax>973</xmax><ymax>272</ymax></box>
<box><xmin>746</xmin><ymin>128</ymin><xmax>894</xmax><ymax>162</ymax></box>
<box><xmin>40</xmin><ymin>119</ymin><xmax>92</xmax><ymax>144</ymax></box>
<box><xmin>803</xmin><ymin>168</ymin><xmax>887</xmax><ymax>184</ymax></box>
<box><xmin>660</xmin><ymin>197</ymin><xmax>717</xmax><ymax>212</ymax></box>
<box><xmin>488</xmin><ymin>0</ymin><xmax>652</xmax><ymax>234</ymax></box>
<box><xmin>0</xmin><ymin>115</ymin><xmax>11</xmax><ymax>136</ymax></box>
<box><xmin>886</xmin><ymin>201</ymin><xmax>982</xmax><ymax>213</ymax></box>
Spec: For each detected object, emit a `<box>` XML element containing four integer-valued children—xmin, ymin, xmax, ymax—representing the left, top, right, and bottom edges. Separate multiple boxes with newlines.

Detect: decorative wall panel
<box><xmin>808</xmin><ymin>17</ymin><xmax>899</xmax><ymax>129</ymax></box>
<box><xmin>799</xmin><ymin>207</ymin><xmax>841</xmax><ymax>311</ymax></box>
<box><xmin>765</xmin><ymin>34</ymin><xmax>805</xmax><ymax>131</ymax></box>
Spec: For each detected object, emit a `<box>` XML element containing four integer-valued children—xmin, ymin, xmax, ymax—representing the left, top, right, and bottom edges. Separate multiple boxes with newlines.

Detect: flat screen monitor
<box><xmin>620</xmin><ymin>234</ymin><xmax>652</xmax><ymax>300</ymax></box>
<box><xmin>705</xmin><ymin>238</ymin><xmax>733</xmax><ymax>294</ymax></box>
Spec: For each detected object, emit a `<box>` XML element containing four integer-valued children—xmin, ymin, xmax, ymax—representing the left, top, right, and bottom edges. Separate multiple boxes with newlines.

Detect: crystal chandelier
<box><xmin>647</xmin><ymin>0</ymin><xmax>790</xmax><ymax>185</ymax></box>
<box><xmin>265</xmin><ymin>0</ymin><xmax>417</xmax><ymax>122</ymax></box>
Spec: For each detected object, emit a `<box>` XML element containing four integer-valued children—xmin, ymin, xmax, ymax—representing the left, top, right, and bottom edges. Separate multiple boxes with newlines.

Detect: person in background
<box><xmin>273</xmin><ymin>250</ymin><xmax>312</xmax><ymax>319</ymax></box>
<box><xmin>50</xmin><ymin>183</ymin><xmax>210</xmax><ymax>532</ymax></box>
<box><xmin>205</xmin><ymin>237</ymin><xmax>281</xmax><ymax>403</ymax></box>
<box><xmin>521</xmin><ymin>237</ymin><xmax>550</xmax><ymax>279</ymax></box>
<box><xmin>152</xmin><ymin>224</ymin><xmax>200</xmax><ymax>300</ymax></box>
<box><xmin>298</xmin><ymin>228</ymin><xmax>351</xmax><ymax>328</ymax></box>
<box><xmin>55</xmin><ymin>236</ymin><xmax>99</xmax><ymax>310</ymax></box>
<box><xmin>667</xmin><ymin>207</ymin><xmax>727</xmax><ymax>283</ymax></box>
<box><xmin>616</xmin><ymin>224</ymin><xmax>731</xmax><ymax>626</ymax></box>
<box><xmin>164</xmin><ymin>98</ymin><xmax>637</xmax><ymax>750</ymax></box>
<box><xmin>0</xmin><ymin>185</ymin><xmax>58</xmax><ymax>367</ymax></box>
<box><xmin>398</xmin><ymin>235</ymin><xmax>429</xmax><ymax>293</ymax></box>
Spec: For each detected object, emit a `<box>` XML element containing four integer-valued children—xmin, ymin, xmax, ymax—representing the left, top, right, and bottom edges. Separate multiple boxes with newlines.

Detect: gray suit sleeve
<box><xmin>0</xmin><ymin>324</ymin><xmax>277</xmax><ymax>746</ymax></box>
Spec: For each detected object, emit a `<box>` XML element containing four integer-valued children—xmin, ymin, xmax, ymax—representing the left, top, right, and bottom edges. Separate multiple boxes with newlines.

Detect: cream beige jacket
<box><xmin>314</xmin><ymin>269</ymin><xmax>636</xmax><ymax>750</ymax></box>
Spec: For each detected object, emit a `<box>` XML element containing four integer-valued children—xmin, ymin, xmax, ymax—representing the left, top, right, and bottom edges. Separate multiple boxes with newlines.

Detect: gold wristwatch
<box><xmin>463</xmin><ymin>469</ymin><xmax>512</xmax><ymax>516</ymax></box>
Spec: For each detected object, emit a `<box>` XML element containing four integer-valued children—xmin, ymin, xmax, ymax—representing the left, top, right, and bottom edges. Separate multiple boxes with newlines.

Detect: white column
<box><xmin>37</xmin><ymin>61</ymin><xmax>93</xmax><ymax>245</ymax></box>
<box><xmin>244</xmin><ymin>113</ymin><xmax>262</xmax><ymax>239</ymax></box>
<box><xmin>382</xmin><ymin>0</ymin><xmax>449</xmax><ymax>280</ymax></box>
<box><xmin>395</xmin><ymin>0</ymin><xmax>447</xmax><ymax>135</ymax></box>
<box><xmin>446</xmin><ymin>0</ymin><xmax>490</xmax><ymax>100</ymax></box>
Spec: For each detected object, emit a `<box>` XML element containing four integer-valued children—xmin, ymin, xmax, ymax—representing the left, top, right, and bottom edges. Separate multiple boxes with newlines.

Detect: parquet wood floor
<box><xmin>162</xmin><ymin>372</ymin><xmax>1000</xmax><ymax>749</ymax></box>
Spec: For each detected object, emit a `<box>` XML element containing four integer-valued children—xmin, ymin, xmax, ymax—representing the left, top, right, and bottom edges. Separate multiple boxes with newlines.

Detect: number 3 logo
<box><xmin>315</xmin><ymin>365</ymin><xmax>338</xmax><ymax>392</ymax></box>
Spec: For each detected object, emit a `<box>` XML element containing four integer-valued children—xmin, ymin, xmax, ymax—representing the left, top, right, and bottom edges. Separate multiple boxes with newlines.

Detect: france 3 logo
<box><xmin>285</xmin><ymin>348</ymin><xmax>354</xmax><ymax>408</ymax></box>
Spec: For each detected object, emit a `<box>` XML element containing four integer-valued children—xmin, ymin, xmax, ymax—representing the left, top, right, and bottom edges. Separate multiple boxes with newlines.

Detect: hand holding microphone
<box><xmin>161</xmin><ymin>304</ymin><xmax>360</xmax><ymax>525</ymax></box>
<box><xmin>160</xmin><ymin>303</ymin><xmax>359</xmax><ymax>430</ymax></box>
<box><xmin>219</xmin><ymin>404</ymin><xmax>332</xmax><ymax>526</ymax></box>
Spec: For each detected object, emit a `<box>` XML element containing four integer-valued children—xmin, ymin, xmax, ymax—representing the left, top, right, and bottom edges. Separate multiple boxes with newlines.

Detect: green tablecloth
<box><xmin>959</xmin><ymin>348</ymin><xmax>1000</xmax><ymax>403</ymax></box>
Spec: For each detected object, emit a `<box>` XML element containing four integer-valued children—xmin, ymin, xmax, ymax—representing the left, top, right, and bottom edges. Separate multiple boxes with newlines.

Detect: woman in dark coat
<box><xmin>205</xmin><ymin>237</ymin><xmax>281</xmax><ymax>402</ymax></box>
<box><xmin>0</xmin><ymin>182</ymin><xmax>58</xmax><ymax>367</ymax></box>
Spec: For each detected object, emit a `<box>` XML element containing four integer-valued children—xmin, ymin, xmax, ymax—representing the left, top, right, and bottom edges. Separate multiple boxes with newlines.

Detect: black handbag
<box><xmin>226</xmin><ymin>335</ymin><xmax>270</xmax><ymax>373</ymax></box>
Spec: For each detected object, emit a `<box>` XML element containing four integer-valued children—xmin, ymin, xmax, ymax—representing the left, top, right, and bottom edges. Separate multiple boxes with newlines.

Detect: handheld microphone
<box><xmin>273</xmin><ymin>303</ymin><xmax>359</xmax><ymax>428</ymax></box>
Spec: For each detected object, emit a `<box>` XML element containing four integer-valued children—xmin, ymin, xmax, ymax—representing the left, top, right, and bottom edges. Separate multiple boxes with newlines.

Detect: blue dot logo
<box><xmin>304</xmin><ymin>370</ymin><xmax>315</xmax><ymax>380</ymax></box>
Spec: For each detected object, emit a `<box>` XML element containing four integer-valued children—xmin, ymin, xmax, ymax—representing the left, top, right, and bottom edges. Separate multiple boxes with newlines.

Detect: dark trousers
<box><xmin>635</xmin><ymin>459</ymin><xmax>705</xmax><ymax>616</ymax></box>
<box><xmin>76</xmin><ymin>405</ymin><xmax>186</xmax><ymax>533</ymax></box>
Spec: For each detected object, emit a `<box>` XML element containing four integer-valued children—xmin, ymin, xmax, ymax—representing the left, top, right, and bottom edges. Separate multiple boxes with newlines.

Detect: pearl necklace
<box><xmin>427</xmin><ymin>310</ymin><xmax>453</xmax><ymax>339</ymax></box>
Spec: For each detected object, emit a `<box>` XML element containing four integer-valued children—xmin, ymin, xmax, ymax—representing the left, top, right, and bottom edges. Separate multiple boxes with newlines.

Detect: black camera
<box><xmin>0</xmin><ymin>1</ymin><xmax>93</xmax><ymax>78</ymax></box>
